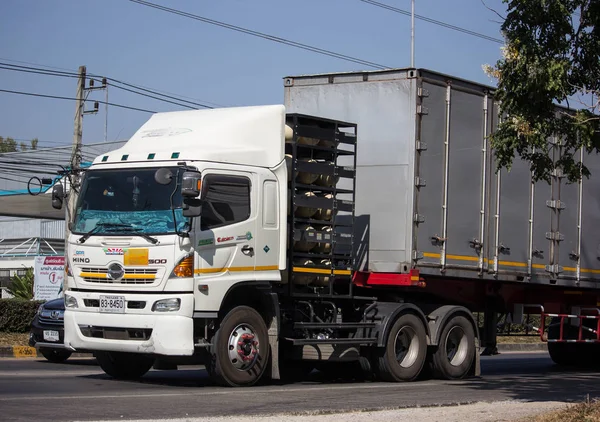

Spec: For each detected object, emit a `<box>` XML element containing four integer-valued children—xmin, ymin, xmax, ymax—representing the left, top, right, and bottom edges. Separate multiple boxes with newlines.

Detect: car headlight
<box><xmin>152</xmin><ymin>298</ymin><xmax>181</xmax><ymax>312</ymax></box>
<box><xmin>64</xmin><ymin>294</ymin><xmax>78</xmax><ymax>309</ymax></box>
<box><xmin>36</xmin><ymin>304</ymin><xmax>43</xmax><ymax>316</ymax></box>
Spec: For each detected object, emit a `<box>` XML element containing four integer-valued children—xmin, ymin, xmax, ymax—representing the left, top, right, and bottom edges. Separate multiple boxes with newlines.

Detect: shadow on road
<box><xmin>465</xmin><ymin>355</ymin><xmax>600</xmax><ymax>403</ymax></box>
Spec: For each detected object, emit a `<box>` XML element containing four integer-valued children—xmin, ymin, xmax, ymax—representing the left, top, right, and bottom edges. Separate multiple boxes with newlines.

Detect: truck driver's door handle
<box><xmin>241</xmin><ymin>245</ymin><xmax>254</xmax><ymax>257</ymax></box>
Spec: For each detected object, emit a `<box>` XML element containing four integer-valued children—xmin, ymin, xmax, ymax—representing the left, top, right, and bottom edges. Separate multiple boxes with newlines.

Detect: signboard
<box><xmin>34</xmin><ymin>256</ymin><xmax>65</xmax><ymax>301</ymax></box>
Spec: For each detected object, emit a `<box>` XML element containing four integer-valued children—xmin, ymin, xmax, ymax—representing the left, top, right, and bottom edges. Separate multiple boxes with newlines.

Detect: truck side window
<box><xmin>201</xmin><ymin>175</ymin><xmax>251</xmax><ymax>231</ymax></box>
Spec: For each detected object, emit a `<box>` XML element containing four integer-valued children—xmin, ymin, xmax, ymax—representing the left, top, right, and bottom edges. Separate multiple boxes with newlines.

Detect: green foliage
<box><xmin>7</xmin><ymin>268</ymin><xmax>34</xmax><ymax>300</ymax></box>
<box><xmin>0</xmin><ymin>299</ymin><xmax>44</xmax><ymax>333</ymax></box>
<box><xmin>0</xmin><ymin>136</ymin><xmax>39</xmax><ymax>153</ymax></box>
<box><xmin>488</xmin><ymin>0</ymin><xmax>600</xmax><ymax>183</ymax></box>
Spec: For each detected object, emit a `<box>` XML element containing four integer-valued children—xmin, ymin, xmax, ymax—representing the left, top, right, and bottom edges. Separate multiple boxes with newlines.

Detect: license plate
<box><xmin>43</xmin><ymin>330</ymin><xmax>60</xmax><ymax>342</ymax></box>
<box><xmin>99</xmin><ymin>295</ymin><xmax>126</xmax><ymax>313</ymax></box>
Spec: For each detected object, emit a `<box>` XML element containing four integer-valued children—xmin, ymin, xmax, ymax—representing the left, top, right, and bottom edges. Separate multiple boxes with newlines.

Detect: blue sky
<box><xmin>0</xmin><ymin>0</ymin><xmax>506</xmax><ymax>148</ymax></box>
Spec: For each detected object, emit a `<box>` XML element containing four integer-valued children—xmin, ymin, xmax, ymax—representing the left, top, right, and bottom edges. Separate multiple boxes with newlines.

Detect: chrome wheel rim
<box><xmin>445</xmin><ymin>326</ymin><xmax>468</xmax><ymax>366</ymax></box>
<box><xmin>394</xmin><ymin>326</ymin><xmax>420</xmax><ymax>368</ymax></box>
<box><xmin>228</xmin><ymin>323</ymin><xmax>260</xmax><ymax>371</ymax></box>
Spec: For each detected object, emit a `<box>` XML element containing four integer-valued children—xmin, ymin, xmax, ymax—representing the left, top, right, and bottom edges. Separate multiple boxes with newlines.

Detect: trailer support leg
<box><xmin>481</xmin><ymin>305</ymin><xmax>499</xmax><ymax>356</ymax></box>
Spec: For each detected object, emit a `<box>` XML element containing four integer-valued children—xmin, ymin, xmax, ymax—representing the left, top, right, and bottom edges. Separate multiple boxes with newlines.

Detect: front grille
<box><xmin>38</xmin><ymin>310</ymin><xmax>64</xmax><ymax>326</ymax></box>
<box><xmin>79</xmin><ymin>267</ymin><xmax>158</xmax><ymax>284</ymax></box>
<box><xmin>79</xmin><ymin>325</ymin><xmax>152</xmax><ymax>341</ymax></box>
<box><xmin>38</xmin><ymin>316</ymin><xmax>63</xmax><ymax>326</ymax></box>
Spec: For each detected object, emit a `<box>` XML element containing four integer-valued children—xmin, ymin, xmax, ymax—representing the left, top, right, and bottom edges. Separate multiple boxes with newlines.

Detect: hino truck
<box><xmin>53</xmin><ymin>68</ymin><xmax>600</xmax><ymax>386</ymax></box>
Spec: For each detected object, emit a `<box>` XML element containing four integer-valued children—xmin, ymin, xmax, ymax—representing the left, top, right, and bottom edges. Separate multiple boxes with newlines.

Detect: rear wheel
<box><xmin>40</xmin><ymin>348</ymin><xmax>72</xmax><ymax>363</ymax></box>
<box><xmin>376</xmin><ymin>313</ymin><xmax>427</xmax><ymax>382</ymax></box>
<box><xmin>432</xmin><ymin>315</ymin><xmax>475</xmax><ymax>380</ymax></box>
<box><xmin>94</xmin><ymin>351</ymin><xmax>155</xmax><ymax>379</ymax></box>
<box><xmin>208</xmin><ymin>306</ymin><xmax>270</xmax><ymax>387</ymax></box>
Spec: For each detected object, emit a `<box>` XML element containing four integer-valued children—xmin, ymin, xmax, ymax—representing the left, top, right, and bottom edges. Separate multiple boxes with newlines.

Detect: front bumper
<box><xmin>29</xmin><ymin>317</ymin><xmax>68</xmax><ymax>350</ymax></box>
<box><xmin>64</xmin><ymin>291</ymin><xmax>194</xmax><ymax>356</ymax></box>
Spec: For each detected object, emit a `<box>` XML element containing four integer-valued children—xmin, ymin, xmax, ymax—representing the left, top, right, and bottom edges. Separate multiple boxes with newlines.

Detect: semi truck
<box><xmin>53</xmin><ymin>68</ymin><xmax>600</xmax><ymax>386</ymax></box>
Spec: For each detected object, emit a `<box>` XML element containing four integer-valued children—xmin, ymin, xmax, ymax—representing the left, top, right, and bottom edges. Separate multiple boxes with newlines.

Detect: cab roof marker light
<box><xmin>121</xmin><ymin>154</ymin><xmax>129</xmax><ymax>161</ymax></box>
<box><xmin>171</xmin><ymin>152</ymin><xmax>180</xmax><ymax>159</ymax></box>
<box><xmin>101</xmin><ymin>156</ymin><xmax>109</xmax><ymax>162</ymax></box>
<box><xmin>147</xmin><ymin>153</ymin><xmax>156</xmax><ymax>159</ymax></box>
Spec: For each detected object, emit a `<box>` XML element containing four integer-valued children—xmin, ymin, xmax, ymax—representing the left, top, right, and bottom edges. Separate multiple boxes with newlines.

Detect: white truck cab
<box><xmin>61</xmin><ymin>105</ymin><xmax>289</xmax><ymax>381</ymax></box>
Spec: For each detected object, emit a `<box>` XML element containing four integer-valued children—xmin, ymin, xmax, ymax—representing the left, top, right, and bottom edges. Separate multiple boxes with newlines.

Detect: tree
<box><xmin>0</xmin><ymin>137</ymin><xmax>39</xmax><ymax>153</ymax></box>
<box><xmin>7</xmin><ymin>267</ymin><xmax>34</xmax><ymax>300</ymax></box>
<box><xmin>485</xmin><ymin>0</ymin><xmax>600</xmax><ymax>183</ymax></box>
<box><xmin>0</xmin><ymin>136</ymin><xmax>17</xmax><ymax>153</ymax></box>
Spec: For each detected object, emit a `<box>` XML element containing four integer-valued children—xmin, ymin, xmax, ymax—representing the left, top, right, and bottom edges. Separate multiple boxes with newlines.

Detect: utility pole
<box><xmin>64</xmin><ymin>67</ymin><xmax>104</xmax><ymax>244</ymax></box>
<box><xmin>64</xmin><ymin>65</ymin><xmax>86</xmax><ymax>247</ymax></box>
<box><xmin>411</xmin><ymin>0</ymin><xmax>415</xmax><ymax>68</ymax></box>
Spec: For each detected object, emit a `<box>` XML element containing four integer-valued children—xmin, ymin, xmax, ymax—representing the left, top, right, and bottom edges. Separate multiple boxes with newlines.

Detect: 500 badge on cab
<box><xmin>148</xmin><ymin>259</ymin><xmax>167</xmax><ymax>265</ymax></box>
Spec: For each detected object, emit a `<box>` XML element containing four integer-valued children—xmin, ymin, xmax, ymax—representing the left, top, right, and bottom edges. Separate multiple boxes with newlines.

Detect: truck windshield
<box><xmin>72</xmin><ymin>167</ymin><xmax>188</xmax><ymax>235</ymax></box>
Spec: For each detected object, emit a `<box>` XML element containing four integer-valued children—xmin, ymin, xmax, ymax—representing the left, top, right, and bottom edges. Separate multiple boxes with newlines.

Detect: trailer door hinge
<box><xmin>546</xmin><ymin>200</ymin><xmax>566</xmax><ymax>210</ymax></box>
<box><xmin>414</xmin><ymin>213</ymin><xmax>425</xmax><ymax>223</ymax></box>
<box><xmin>417</xmin><ymin>105</ymin><xmax>429</xmax><ymax>115</ymax></box>
<box><xmin>551</xmin><ymin>168</ymin><xmax>564</xmax><ymax>178</ymax></box>
<box><xmin>413</xmin><ymin>250</ymin><xmax>424</xmax><ymax>261</ymax></box>
<box><xmin>545</xmin><ymin>264</ymin><xmax>563</xmax><ymax>274</ymax></box>
<box><xmin>417</xmin><ymin>87</ymin><xmax>430</xmax><ymax>98</ymax></box>
<box><xmin>415</xmin><ymin>177</ymin><xmax>427</xmax><ymax>187</ymax></box>
<box><xmin>545</xmin><ymin>231</ymin><xmax>565</xmax><ymax>241</ymax></box>
<box><xmin>416</xmin><ymin>141</ymin><xmax>428</xmax><ymax>151</ymax></box>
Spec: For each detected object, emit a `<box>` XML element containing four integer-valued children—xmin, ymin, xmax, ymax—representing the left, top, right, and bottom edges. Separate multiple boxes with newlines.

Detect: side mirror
<box><xmin>181</xmin><ymin>171</ymin><xmax>202</xmax><ymax>197</ymax></box>
<box><xmin>51</xmin><ymin>184</ymin><xmax>64</xmax><ymax>210</ymax></box>
<box><xmin>182</xmin><ymin>198</ymin><xmax>202</xmax><ymax>218</ymax></box>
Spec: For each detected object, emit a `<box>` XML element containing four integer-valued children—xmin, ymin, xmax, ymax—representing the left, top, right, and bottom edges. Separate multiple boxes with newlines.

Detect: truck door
<box><xmin>194</xmin><ymin>172</ymin><xmax>257</xmax><ymax>291</ymax></box>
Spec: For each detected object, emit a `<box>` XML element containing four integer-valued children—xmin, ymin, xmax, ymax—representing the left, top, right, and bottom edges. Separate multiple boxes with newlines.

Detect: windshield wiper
<box><xmin>78</xmin><ymin>223</ymin><xmax>132</xmax><ymax>243</ymax></box>
<box><xmin>115</xmin><ymin>227</ymin><xmax>159</xmax><ymax>245</ymax></box>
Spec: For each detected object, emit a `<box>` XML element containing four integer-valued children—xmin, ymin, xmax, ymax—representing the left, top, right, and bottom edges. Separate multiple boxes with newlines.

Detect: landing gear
<box><xmin>431</xmin><ymin>315</ymin><xmax>476</xmax><ymax>380</ymax></box>
<box><xmin>207</xmin><ymin>306</ymin><xmax>270</xmax><ymax>387</ymax></box>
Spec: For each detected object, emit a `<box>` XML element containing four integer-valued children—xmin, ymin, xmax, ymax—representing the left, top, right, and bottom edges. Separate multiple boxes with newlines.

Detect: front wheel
<box><xmin>40</xmin><ymin>348</ymin><xmax>72</xmax><ymax>363</ymax></box>
<box><xmin>376</xmin><ymin>313</ymin><xmax>427</xmax><ymax>382</ymax></box>
<box><xmin>94</xmin><ymin>351</ymin><xmax>155</xmax><ymax>379</ymax></box>
<box><xmin>208</xmin><ymin>306</ymin><xmax>270</xmax><ymax>387</ymax></box>
<box><xmin>431</xmin><ymin>315</ymin><xmax>475</xmax><ymax>380</ymax></box>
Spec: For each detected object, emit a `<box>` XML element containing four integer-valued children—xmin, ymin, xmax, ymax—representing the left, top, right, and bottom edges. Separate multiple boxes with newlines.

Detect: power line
<box><xmin>0</xmin><ymin>62</ymin><xmax>214</xmax><ymax>110</ymax></box>
<box><xmin>0</xmin><ymin>88</ymin><xmax>156</xmax><ymax>113</ymax></box>
<box><xmin>358</xmin><ymin>0</ymin><xmax>504</xmax><ymax>44</ymax></box>
<box><xmin>128</xmin><ymin>0</ymin><xmax>390</xmax><ymax>70</ymax></box>
<box><xmin>0</xmin><ymin>59</ymin><xmax>223</xmax><ymax>108</ymax></box>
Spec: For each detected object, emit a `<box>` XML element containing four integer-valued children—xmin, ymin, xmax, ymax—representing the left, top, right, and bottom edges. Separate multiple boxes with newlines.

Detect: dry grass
<box><xmin>0</xmin><ymin>332</ymin><xmax>30</xmax><ymax>346</ymax></box>
<box><xmin>497</xmin><ymin>335</ymin><xmax>541</xmax><ymax>344</ymax></box>
<box><xmin>523</xmin><ymin>400</ymin><xmax>600</xmax><ymax>422</ymax></box>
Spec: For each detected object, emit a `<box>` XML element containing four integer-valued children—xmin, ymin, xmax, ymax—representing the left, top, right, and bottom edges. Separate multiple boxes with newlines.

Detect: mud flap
<box><xmin>471</xmin><ymin>337</ymin><xmax>481</xmax><ymax>377</ymax></box>
<box><xmin>268</xmin><ymin>310</ymin><xmax>280</xmax><ymax>380</ymax></box>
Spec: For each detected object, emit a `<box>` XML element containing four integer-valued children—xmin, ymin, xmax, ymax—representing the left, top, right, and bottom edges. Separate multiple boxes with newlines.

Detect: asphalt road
<box><xmin>0</xmin><ymin>352</ymin><xmax>598</xmax><ymax>422</ymax></box>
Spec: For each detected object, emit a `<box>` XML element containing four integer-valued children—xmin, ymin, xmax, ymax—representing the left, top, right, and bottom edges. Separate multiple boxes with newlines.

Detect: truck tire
<box><xmin>94</xmin><ymin>351</ymin><xmax>155</xmax><ymax>379</ymax></box>
<box><xmin>40</xmin><ymin>348</ymin><xmax>72</xmax><ymax>363</ymax></box>
<box><xmin>431</xmin><ymin>315</ymin><xmax>475</xmax><ymax>380</ymax></box>
<box><xmin>208</xmin><ymin>306</ymin><xmax>270</xmax><ymax>387</ymax></box>
<box><xmin>376</xmin><ymin>313</ymin><xmax>427</xmax><ymax>382</ymax></box>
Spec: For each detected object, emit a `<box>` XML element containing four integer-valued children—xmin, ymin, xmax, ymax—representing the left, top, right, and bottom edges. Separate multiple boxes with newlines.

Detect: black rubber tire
<box><xmin>209</xmin><ymin>306</ymin><xmax>270</xmax><ymax>387</ymax></box>
<box><xmin>547</xmin><ymin>342</ymin><xmax>574</xmax><ymax>366</ymax></box>
<box><xmin>40</xmin><ymin>348</ymin><xmax>72</xmax><ymax>363</ymax></box>
<box><xmin>432</xmin><ymin>315</ymin><xmax>476</xmax><ymax>380</ymax></box>
<box><xmin>376</xmin><ymin>313</ymin><xmax>427</xmax><ymax>382</ymax></box>
<box><xmin>94</xmin><ymin>351</ymin><xmax>155</xmax><ymax>380</ymax></box>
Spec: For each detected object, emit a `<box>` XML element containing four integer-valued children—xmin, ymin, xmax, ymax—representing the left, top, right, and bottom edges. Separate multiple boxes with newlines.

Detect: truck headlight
<box><xmin>170</xmin><ymin>255</ymin><xmax>194</xmax><ymax>278</ymax></box>
<box><xmin>64</xmin><ymin>294</ymin><xmax>78</xmax><ymax>308</ymax></box>
<box><xmin>152</xmin><ymin>298</ymin><xmax>181</xmax><ymax>312</ymax></box>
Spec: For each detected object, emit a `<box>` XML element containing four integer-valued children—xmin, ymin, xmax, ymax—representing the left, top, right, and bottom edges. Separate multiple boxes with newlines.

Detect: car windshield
<box><xmin>72</xmin><ymin>167</ymin><xmax>188</xmax><ymax>235</ymax></box>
